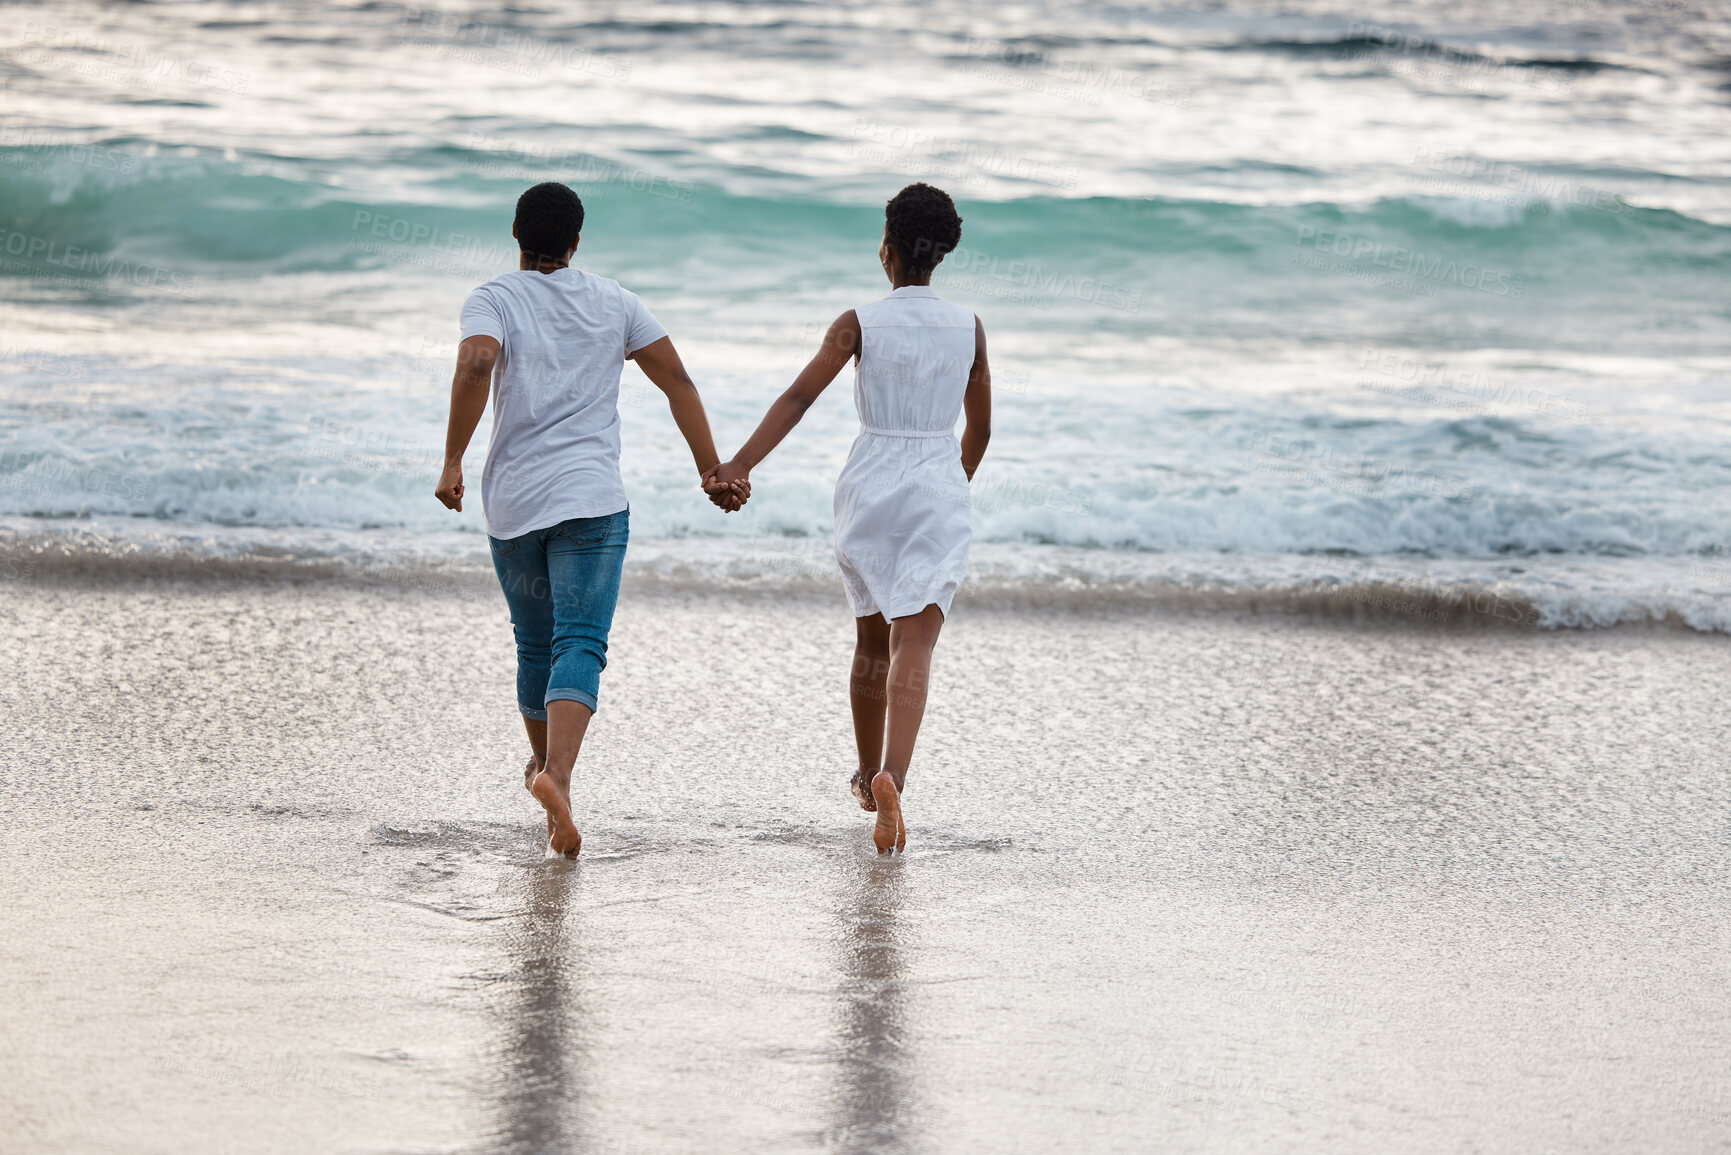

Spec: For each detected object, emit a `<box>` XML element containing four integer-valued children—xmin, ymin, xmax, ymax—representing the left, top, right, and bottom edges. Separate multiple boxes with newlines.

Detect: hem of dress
<box><xmin>846</xmin><ymin>582</ymin><xmax>961</xmax><ymax>622</ymax></box>
<box><xmin>886</xmin><ymin>591</ymin><xmax>956</xmax><ymax>620</ymax></box>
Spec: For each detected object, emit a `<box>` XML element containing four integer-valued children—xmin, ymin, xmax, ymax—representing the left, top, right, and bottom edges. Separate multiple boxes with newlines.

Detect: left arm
<box><xmin>960</xmin><ymin>316</ymin><xmax>991</xmax><ymax>481</ymax></box>
<box><xmin>711</xmin><ymin>310</ymin><xmax>861</xmax><ymax>489</ymax></box>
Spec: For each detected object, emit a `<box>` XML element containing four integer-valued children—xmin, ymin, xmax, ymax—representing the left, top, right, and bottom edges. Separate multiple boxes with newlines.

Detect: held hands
<box><xmin>700</xmin><ymin>459</ymin><xmax>751</xmax><ymax>513</ymax></box>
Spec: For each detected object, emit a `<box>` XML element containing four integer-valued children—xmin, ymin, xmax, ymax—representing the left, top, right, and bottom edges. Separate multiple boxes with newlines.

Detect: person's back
<box><xmin>462</xmin><ymin>265</ymin><xmax>665</xmax><ymax>540</ymax></box>
<box><xmin>837</xmin><ymin>285</ymin><xmax>976</xmax><ymax>623</ymax></box>
<box><xmin>852</xmin><ymin>286</ymin><xmax>975</xmax><ymax>438</ymax></box>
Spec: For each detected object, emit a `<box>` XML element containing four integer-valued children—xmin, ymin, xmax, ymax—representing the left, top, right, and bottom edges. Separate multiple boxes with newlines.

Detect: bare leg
<box><xmin>529</xmin><ymin>699</ymin><xmax>592</xmax><ymax>856</ymax></box>
<box><xmin>523</xmin><ymin>715</ymin><xmax>548</xmax><ymax>778</ymax></box>
<box><xmin>521</xmin><ymin>717</ymin><xmax>551</xmax><ymax>839</ymax></box>
<box><xmin>872</xmin><ymin>604</ymin><xmax>944</xmax><ymax>853</ymax></box>
<box><xmin>849</xmin><ymin>613</ymin><xmax>892</xmax><ymax>810</ymax></box>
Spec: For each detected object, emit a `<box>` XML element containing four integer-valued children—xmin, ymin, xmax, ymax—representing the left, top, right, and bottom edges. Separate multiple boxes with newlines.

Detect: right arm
<box><xmin>434</xmin><ymin>335</ymin><xmax>499</xmax><ymax>512</ymax></box>
<box><xmin>628</xmin><ymin>335</ymin><xmax>745</xmax><ymax>512</ymax></box>
<box><xmin>960</xmin><ymin>316</ymin><xmax>991</xmax><ymax>481</ymax></box>
<box><xmin>710</xmin><ymin>310</ymin><xmax>861</xmax><ymax>488</ymax></box>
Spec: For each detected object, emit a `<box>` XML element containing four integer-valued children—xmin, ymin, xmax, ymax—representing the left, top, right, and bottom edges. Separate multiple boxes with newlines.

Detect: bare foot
<box><xmin>850</xmin><ymin>768</ymin><xmax>877</xmax><ymax>812</ymax></box>
<box><xmin>530</xmin><ymin>770</ymin><xmax>581</xmax><ymax>857</ymax></box>
<box><xmin>871</xmin><ymin>770</ymin><xmax>903</xmax><ymax>855</ymax></box>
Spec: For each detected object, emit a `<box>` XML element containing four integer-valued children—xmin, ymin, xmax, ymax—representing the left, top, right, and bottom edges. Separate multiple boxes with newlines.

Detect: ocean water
<box><xmin>2</xmin><ymin>0</ymin><xmax>1730</xmax><ymax>627</ymax></box>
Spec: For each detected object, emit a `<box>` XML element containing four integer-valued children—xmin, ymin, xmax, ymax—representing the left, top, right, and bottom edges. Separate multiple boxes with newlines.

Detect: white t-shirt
<box><xmin>459</xmin><ymin>267</ymin><xmax>668</xmax><ymax>539</ymax></box>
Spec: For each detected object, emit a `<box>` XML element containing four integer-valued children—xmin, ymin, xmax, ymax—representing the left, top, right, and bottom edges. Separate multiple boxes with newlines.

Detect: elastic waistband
<box><xmin>860</xmin><ymin>426</ymin><xmax>955</xmax><ymax>439</ymax></box>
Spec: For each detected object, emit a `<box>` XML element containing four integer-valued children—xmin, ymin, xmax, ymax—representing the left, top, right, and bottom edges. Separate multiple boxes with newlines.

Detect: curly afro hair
<box><xmin>884</xmin><ymin>182</ymin><xmax>962</xmax><ymax>275</ymax></box>
<box><xmin>514</xmin><ymin>182</ymin><xmax>585</xmax><ymax>262</ymax></box>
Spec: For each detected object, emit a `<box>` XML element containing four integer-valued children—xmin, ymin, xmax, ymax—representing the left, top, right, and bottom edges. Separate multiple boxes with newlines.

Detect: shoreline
<box><xmin>1</xmin><ymin>553</ymin><xmax>1720</xmax><ymax>636</ymax></box>
<box><xmin>3</xmin><ymin>516</ymin><xmax>1726</xmax><ymax>633</ymax></box>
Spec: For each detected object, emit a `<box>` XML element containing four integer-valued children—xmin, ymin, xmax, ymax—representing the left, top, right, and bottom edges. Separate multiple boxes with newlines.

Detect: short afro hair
<box><xmin>514</xmin><ymin>182</ymin><xmax>584</xmax><ymax>262</ymax></box>
<box><xmin>884</xmin><ymin>183</ymin><xmax>962</xmax><ymax>275</ymax></box>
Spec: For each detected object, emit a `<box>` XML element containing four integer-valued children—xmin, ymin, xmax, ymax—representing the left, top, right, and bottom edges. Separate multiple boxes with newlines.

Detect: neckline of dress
<box><xmin>888</xmin><ymin>285</ymin><xmax>938</xmax><ymax>298</ymax></box>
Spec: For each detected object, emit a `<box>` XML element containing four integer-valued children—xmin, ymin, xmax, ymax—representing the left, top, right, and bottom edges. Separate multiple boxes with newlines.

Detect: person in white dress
<box><xmin>709</xmin><ymin>184</ymin><xmax>991</xmax><ymax>853</ymax></box>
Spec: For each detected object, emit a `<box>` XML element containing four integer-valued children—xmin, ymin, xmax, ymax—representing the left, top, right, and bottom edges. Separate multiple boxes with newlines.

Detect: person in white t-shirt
<box><xmin>435</xmin><ymin>182</ymin><xmax>746</xmax><ymax>857</ymax></box>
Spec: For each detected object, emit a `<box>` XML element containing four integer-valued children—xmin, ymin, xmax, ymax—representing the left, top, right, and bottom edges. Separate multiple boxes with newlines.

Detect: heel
<box><xmin>870</xmin><ymin>771</ymin><xmax>902</xmax><ymax>854</ymax></box>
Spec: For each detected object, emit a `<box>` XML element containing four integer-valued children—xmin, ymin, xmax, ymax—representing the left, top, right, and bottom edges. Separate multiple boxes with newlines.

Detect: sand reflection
<box><xmin>489</xmin><ymin>859</ymin><xmax>586</xmax><ymax>1154</ymax></box>
<box><xmin>829</xmin><ymin>859</ymin><xmax>918</xmax><ymax>1153</ymax></box>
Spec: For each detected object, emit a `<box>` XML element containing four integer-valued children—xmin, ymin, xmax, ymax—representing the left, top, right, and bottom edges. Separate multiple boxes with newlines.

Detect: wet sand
<box><xmin>1</xmin><ymin>577</ymin><xmax>1728</xmax><ymax>1153</ymax></box>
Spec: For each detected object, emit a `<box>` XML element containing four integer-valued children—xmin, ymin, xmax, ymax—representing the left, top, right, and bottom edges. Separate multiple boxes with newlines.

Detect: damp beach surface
<box><xmin>1</xmin><ymin>577</ymin><xmax>1727</xmax><ymax>1154</ymax></box>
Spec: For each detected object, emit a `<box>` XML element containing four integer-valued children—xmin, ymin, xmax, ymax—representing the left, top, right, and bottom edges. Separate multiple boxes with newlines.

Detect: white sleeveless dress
<box><xmin>833</xmin><ymin>285</ymin><xmax>977</xmax><ymax>620</ymax></box>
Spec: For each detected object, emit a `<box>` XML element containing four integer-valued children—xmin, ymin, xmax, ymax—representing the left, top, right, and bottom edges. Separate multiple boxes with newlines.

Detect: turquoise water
<box><xmin>2</xmin><ymin>0</ymin><xmax>1730</xmax><ymax>626</ymax></box>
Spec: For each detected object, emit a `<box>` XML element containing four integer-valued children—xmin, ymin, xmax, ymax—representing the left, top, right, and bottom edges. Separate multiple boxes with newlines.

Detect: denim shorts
<box><xmin>488</xmin><ymin>509</ymin><xmax>628</xmax><ymax>719</ymax></box>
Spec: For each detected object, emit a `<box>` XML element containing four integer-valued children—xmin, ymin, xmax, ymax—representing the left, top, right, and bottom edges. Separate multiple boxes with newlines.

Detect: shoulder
<box><xmin>828</xmin><ymin>308</ymin><xmax>862</xmax><ymax>339</ymax></box>
<box><xmin>464</xmin><ymin>270</ymin><xmax>529</xmax><ymax>302</ymax></box>
<box><xmin>586</xmin><ymin>271</ymin><xmax>654</xmax><ymax>313</ymax></box>
<box><xmin>482</xmin><ymin>269</ymin><xmax>538</xmax><ymax>290</ymax></box>
<box><xmin>460</xmin><ymin>275</ymin><xmax>520</xmax><ymax>330</ymax></box>
<box><xmin>855</xmin><ymin>295</ymin><xmax>893</xmax><ymax>325</ymax></box>
<box><xmin>571</xmin><ymin>269</ymin><xmax>629</xmax><ymax>299</ymax></box>
<box><xmin>935</xmin><ymin>294</ymin><xmax>977</xmax><ymax>327</ymax></box>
